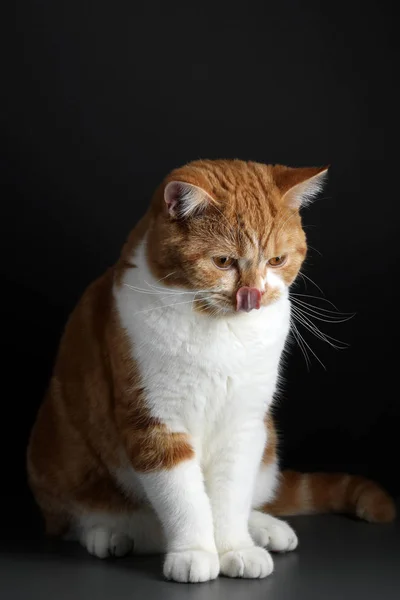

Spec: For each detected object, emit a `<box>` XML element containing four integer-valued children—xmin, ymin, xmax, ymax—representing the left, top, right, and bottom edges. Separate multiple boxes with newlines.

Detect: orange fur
<box><xmin>262</xmin><ymin>417</ymin><xmax>396</xmax><ymax>523</ymax></box>
<box><xmin>262</xmin><ymin>413</ymin><xmax>278</xmax><ymax>465</ymax></box>
<box><xmin>132</xmin><ymin>160</ymin><xmax>311</xmax><ymax>311</ymax></box>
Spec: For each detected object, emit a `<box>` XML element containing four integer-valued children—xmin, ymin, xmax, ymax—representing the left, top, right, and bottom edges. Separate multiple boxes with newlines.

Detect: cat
<box><xmin>27</xmin><ymin>159</ymin><xmax>395</xmax><ymax>583</ymax></box>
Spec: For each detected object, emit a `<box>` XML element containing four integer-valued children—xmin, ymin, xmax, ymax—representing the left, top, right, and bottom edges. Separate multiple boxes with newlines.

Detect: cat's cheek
<box><xmin>261</xmin><ymin>270</ymin><xmax>285</xmax><ymax>306</ymax></box>
<box><xmin>266</xmin><ymin>270</ymin><xmax>286</xmax><ymax>293</ymax></box>
<box><xmin>280</xmin><ymin>254</ymin><xmax>305</xmax><ymax>287</ymax></box>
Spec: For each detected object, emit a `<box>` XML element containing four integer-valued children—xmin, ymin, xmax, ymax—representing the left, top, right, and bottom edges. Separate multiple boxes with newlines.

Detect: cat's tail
<box><xmin>264</xmin><ymin>470</ymin><xmax>396</xmax><ymax>523</ymax></box>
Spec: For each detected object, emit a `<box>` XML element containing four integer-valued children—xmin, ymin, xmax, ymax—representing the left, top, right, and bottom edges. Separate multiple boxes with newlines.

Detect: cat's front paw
<box><xmin>219</xmin><ymin>546</ymin><xmax>273</xmax><ymax>579</ymax></box>
<box><xmin>249</xmin><ymin>511</ymin><xmax>298</xmax><ymax>552</ymax></box>
<box><xmin>163</xmin><ymin>550</ymin><xmax>220</xmax><ymax>583</ymax></box>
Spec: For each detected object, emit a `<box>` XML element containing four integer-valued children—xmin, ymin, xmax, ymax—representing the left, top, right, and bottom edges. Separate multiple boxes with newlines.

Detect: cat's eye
<box><xmin>212</xmin><ymin>256</ymin><xmax>235</xmax><ymax>270</ymax></box>
<box><xmin>268</xmin><ymin>255</ymin><xmax>287</xmax><ymax>267</ymax></box>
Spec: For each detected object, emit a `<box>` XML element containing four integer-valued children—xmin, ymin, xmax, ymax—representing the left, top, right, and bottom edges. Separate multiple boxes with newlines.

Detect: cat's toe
<box><xmin>110</xmin><ymin>532</ymin><xmax>133</xmax><ymax>557</ymax></box>
<box><xmin>220</xmin><ymin>546</ymin><xmax>274</xmax><ymax>579</ymax></box>
<box><xmin>84</xmin><ymin>527</ymin><xmax>110</xmax><ymax>558</ymax></box>
<box><xmin>163</xmin><ymin>550</ymin><xmax>220</xmax><ymax>583</ymax></box>
<box><xmin>82</xmin><ymin>527</ymin><xmax>132</xmax><ymax>559</ymax></box>
<box><xmin>249</xmin><ymin>511</ymin><xmax>298</xmax><ymax>553</ymax></box>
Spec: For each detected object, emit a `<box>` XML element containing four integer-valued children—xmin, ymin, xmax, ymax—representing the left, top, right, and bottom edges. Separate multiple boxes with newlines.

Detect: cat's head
<box><xmin>145</xmin><ymin>160</ymin><xmax>327</xmax><ymax>315</ymax></box>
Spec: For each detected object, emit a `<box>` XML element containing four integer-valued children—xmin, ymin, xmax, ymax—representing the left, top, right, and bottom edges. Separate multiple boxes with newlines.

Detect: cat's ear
<box><xmin>164</xmin><ymin>181</ymin><xmax>212</xmax><ymax>219</ymax></box>
<box><xmin>273</xmin><ymin>166</ymin><xmax>329</xmax><ymax>209</ymax></box>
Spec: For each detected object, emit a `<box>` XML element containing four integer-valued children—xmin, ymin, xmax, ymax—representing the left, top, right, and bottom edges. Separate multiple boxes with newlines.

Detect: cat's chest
<box><xmin>116</xmin><ymin>286</ymin><xmax>290</xmax><ymax>431</ymax></box>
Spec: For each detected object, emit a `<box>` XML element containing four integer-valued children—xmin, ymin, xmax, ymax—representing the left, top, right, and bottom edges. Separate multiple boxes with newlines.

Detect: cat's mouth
<box><xmin>193</xmin><ymin>288</ymin><xmax>282</xmax><ymax>316</ymax></box>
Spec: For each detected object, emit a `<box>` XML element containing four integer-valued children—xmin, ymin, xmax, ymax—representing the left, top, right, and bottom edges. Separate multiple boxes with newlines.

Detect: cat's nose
<box><xmin>236</xmin><ymin>287</ymin><xmax>262</xmax><ymax>312</ymax></box>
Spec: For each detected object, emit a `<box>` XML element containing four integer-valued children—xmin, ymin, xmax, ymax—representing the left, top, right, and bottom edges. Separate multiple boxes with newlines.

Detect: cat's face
<box><xmin>146</xmin><ymin>160</ymin><xmax>327</xmax><ymax>315</ymax></box>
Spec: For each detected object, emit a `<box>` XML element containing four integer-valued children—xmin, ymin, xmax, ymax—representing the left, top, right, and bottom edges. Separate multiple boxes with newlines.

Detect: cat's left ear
<box><xmin>273</xmin><ymin>165</ymin><xmax>329</xmax><ymax>209</ymax></box>
<box><xmin>164</xmin><ymin>181</ymin><xmax>213</xmax><ymax>219</ymax></box>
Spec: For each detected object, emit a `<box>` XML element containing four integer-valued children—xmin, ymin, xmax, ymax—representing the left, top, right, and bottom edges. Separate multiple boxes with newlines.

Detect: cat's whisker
<box><xmin>297</xmin><ymin>272</ymin><xmax>325</xmax><ymax>296</ymax></box>
<box><xmin>144</xmin><ymin>283</ymin><xmax>207</xmax><ymax>296</ymax></box>
<box><xmin>291</xmin><ymin>319</ymin><xmax>326</xmax><ymax>370</ymax></box>
<box><xmin>290</xmin><ymin>322</ymin><xmax>311</xmax><ymax>371</ymax></box>
<box><xmin>290</xmin><ymin>296</ymin><xmax>343</xmax><ymax>315</ymax></box>
<box><xmin>143</xmin><ymin>279</ymin><xmax>213</xmax><ymax>297</ymax></box>
<box><xmin>191</xmin><ymin>292</ymin><xmax>204</xmax><ymax>313</ymax></box>
<box><xmin>138</xmin><ymin>272</ymin><xmax>177</xmax><ymax>293</ymax></box>
<box><xmin>132</xmin><ymin>295</ymin><xmax>215</xmax><ymax>316</ymax></box>
<box><xmin>292</xmin><ymin>307</ymin><xmax>354</xmax><ymax>325</ymax></box>
<box><xmin>291</xmin><ymin>307</ymin><xmax>344</xmax><ymax>349</ymax></box>
<box><xmin>297</xmin><ymin>272</ymin><xmax>308</xmax><ymax>290</ymax></box>
<box><xmin>123</xmin><ymin>284</ymin><xmax>168</xmax><ymax>295</ymax></box>
<box><xmin>154</xmin><ymin>271</ymin><xmax>176</xmax><ymax>284</ymax></box>
<box><xmin>291</xmin><ymin>297</ymin><xmax>355</xmax><ymax>320</ymax></box>
<box><xmin>307</xmin><ymin>244</ymin><xmax>322</xmax><ymax>257</ymax></box>
<box><xmin>291</xmin><ymin>306</ymin><xmax>348</xmax><ymax>350</ymax></box>
<box><xmin>143</xmin><ymin>281</ymin><xmax>188</xmax><ymax>295</ymax></box>
<box><xmin>294</xmin><ymin>327</ymin><xmax>312</xmax><ymax>371</ymax></box>
<box><xmin>159</xmin><ymin>291</ymin><xmax>212</xmax><ymax>303</ymax></box>
<box><xmin>125</xmin><ymin>281</ymin><xmax>211</xmax><ymax>299</ymax></box>
<box><xmin>290</xmin><ymin>293</ymin><xmax>339</xmax><ymax>310</ymax></box>
<box><xmin>124</xmin><ymin>284</ymin><xmax>193</xmax><ymax>298</ymax></box>
<box><xmin>291</xmin><ymin>295</ymin><xmax>352</xmax><ymax>316</ymax></box>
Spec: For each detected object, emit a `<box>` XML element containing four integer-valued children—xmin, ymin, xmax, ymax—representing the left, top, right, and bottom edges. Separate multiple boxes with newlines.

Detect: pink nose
<box><xmin>236</xmin><ymin>287</ymin><xmax>262</xmax><ymax>312</ymax></box>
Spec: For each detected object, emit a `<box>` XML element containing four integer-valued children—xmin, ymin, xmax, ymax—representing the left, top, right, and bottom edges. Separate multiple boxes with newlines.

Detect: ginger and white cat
<box><xmin>27</xmin><ymin>160</ymin><xmax>395</xmax><ymax>583</ymax></box>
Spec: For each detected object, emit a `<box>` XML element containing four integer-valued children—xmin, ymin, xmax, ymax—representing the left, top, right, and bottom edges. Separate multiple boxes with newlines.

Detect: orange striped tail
<box><xmin>263</xmin><ymin>470</ymin><xmax>396</xmax><ymax>523</ymax></box>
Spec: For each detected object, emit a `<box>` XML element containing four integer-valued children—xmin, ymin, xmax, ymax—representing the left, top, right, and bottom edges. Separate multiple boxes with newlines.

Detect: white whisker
<box><xmin>291</xmin><ymin>306</ymin><xmax>348</xmax><ymax>349</ymax></box>
<box><xmin>290</xmin><ymin>293</ymin><xmax>339</xmax><ymax>310</ymax></box>
<box><xmin>154</xmin><ymin>271</ymin><xmax>176</xmax><ymax>284</ymax></box>
<box><xmin>298</xmin><ymin>272</ymin><xmax>325</xmax><ymax>296</ymax></box>
<box><xmin>123</xmin><ymin>284</ymin><xmax>167</xmax><ymax>295</ymax></box>
<box><xmin>144</xmin><ymin>281</ymin><xmax>208</xmax><ymax>296</ymax></box>
<box><xmin>291</xmin><ymin>321</ymin><xmax>311</xmax><ymax>371</ymax></box>
<box><xmin>290</xmin><ymin>296</ymin><xmax>353</xmax><ymax>316</ymax></box>
<box><xmin>132</xmin><ymin>295</ymin><xmax>214</xmax><ymax>316</ymax></box>
<box><xmin>291</xmin><ymin>297</ymin><xmax>355</xmax><ymax>321</ymax></box>
<box><xmin>124</xmin><ymin>282</ymin><xmax>211</xmax><ymax>298</ymax></box>
<box><xmin>307</xmin><ymin>244</ymin><xmax>322</xmax><ymax>257</ymax></box>
<box><xmin>291</xmin><ymin>319</ymin><xmax>326</xmax><ymax>370</ymax></box>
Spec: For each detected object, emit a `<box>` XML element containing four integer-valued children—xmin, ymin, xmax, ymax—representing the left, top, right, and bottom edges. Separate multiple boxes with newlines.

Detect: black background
<box><xmin>3</xmin><ymin>0</ymin><xmax>399</xmax><ymax>536</ymax></box>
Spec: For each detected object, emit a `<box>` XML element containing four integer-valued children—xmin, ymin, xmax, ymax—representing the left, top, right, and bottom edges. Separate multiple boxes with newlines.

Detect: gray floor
<box><xmin>2</xmin><ymin>513</ymin><xmax>400</xmax><ymax>600</ymax></box>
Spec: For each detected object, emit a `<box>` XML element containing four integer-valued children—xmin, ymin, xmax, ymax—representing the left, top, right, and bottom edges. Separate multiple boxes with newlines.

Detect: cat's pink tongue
<box><xmin>236</xmin><ymin>287</ymin><xmax>262</xmax><ymax>312</ymax></box>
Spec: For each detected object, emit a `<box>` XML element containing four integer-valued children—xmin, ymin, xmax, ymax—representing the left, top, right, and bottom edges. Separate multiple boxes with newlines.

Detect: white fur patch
<box><xmin>110</xmin><ymin>237</ymin><xmax>292</xmax><ymax>579</ymax></box>
<box><xmin>252</xmin><ymin>460</ymin><xmax>280</xmax><ymax>508</ymax></box>
<box><xmin>266</xmin><ymin>268</ymin><xmax>286</xmax><ymax>293</ymax></box>
<box><xmin>164</xmin><ymin>550</ymin><xmax>220</xmax><ymax>583</ymax></box>
<box><xmin>248</xmin><ymin>511</ymin><xmax>298</xmax><ymax>552</ymax></box>
<box><xmin>219</xmin><ymin>546</ymin><xmax>274</xmax><ymax>579</ymax></box>
<box><xmin>75</xmin><ymin>509</ymin><xmax>165</xmax><ymax>555</ymax></box>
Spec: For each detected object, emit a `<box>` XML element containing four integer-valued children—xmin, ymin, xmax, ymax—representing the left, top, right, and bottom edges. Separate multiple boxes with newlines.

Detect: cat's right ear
<box><xmin>164</xmin><ymin>181</ymin><xmax>212</xmax><ymax>219</ymax></box>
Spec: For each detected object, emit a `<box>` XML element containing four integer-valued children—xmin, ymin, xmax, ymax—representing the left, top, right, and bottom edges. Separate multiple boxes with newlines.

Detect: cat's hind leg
<box><xmin>251</xmin><ymin>459</ymin><xmax>298</xmax><ymax>553</ymax></box>
<box><xmin>75</xmin><ymin>509</ymin><xmax>165</xmax><ymax>558</ymax></box>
